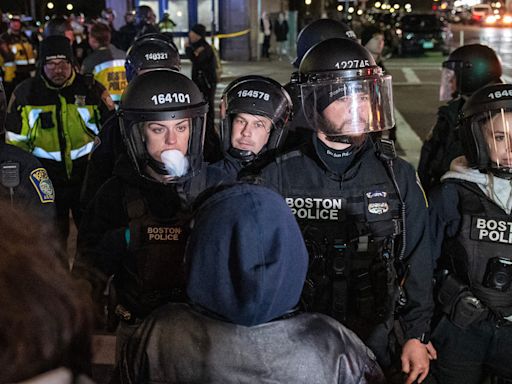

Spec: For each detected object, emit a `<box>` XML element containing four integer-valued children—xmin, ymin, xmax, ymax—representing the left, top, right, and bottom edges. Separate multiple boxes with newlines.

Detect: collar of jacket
<box><xmin>310</xmin><ymin>134</ymin><xmax>368</xmax><ymax>180</ymax></box>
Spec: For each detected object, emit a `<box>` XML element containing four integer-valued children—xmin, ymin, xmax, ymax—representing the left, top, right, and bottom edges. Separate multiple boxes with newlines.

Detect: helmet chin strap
<box><xmin>228</xmin><ymin>147</ymin><xmax>257</xmax><ymax>163</ymax></box>
<box><xmin>490</xmin><ymin>166</ymin><xmax>512</xmax><ymax>180</ymax></box>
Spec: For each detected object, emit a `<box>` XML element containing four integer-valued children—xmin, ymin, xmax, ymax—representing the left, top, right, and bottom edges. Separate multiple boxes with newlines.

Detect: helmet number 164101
<box><xmin>151</xmin><ymin>93</ymin><xmax>191</xmax><ymax>105</ymax></box>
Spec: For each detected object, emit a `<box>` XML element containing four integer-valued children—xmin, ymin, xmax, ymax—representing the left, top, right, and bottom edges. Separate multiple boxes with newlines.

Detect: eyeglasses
<box><xmin>45</xmin><ymin>60</ymin><xmax>70</xmax><ymax>70</ymax></box>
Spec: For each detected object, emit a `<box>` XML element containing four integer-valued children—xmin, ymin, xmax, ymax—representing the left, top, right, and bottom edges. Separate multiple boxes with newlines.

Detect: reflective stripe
<box><xmin>110</xmin><ymin>94</ymin><xmax>121</xmax><ymax>102</ymax></box>
<box><xmin>28</xmin><ymin>109</ymin><xmax>43</xmax><ymax>129</ymax></box>
<box><xmin>70</xmin><ymin>141</ymin><xmax>94</xmax><ymax>159</ymax></box>
<box><xmin>3</xmin><ymin>62</ymin><xmax>15</xmax><ymax>67</ymax></box>
<box><xmin>6</xmin><ymin>131</ymin><xmax>29</xmax><ymax>142</ymax></box>
<box><xmin>77</xmin><ymin>107</ymin><xmax>99</xmax><ymax>135</ymax></box>
<box><xmin>32</xmin><ymin>141</ymin><xmax>94</xmax><ymax>162</ymax></box>
<box><xmin>32</xmin><ymin>147</ymin><xmax>62</xmax><ymax>161</ymax></box>
<box><xmin>93</xmin><ymin>59</ymin><xmax>126</xmax><ymax>75</ymax></box>
<box><xmin>15</xmin><ymin>59</ymin><xmax>34</xmax><ymax>65</ymax></box>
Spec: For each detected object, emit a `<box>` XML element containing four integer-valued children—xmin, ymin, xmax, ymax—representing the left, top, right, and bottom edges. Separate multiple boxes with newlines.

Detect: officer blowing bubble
<box><xmin>429</xmin><ymin>83</ymin><xmax>512</xmax><ymax>384</ymax></box>
<box><xmin>76</xmin><ymin>68</ymin><xmax>228</xmax><ymax>367</ymax></box>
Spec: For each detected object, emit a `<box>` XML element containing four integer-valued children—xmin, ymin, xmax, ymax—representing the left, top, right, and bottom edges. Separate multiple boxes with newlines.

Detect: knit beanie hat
<box><xmin>190</xmin><ymin>23</ymin><xmax>206</xmax><ymax>38</ymax></box>
<box><xmin>38</xmin><ymin>35</ymin><xmax>74</xmax><ymax>64</ymax></box>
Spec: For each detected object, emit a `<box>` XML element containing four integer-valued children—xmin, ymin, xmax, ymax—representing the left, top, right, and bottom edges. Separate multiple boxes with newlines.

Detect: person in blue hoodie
<box><xmin>119</xmin><ymin>183</ymin><xmax>385</xmax><ymax>383</ymax></box>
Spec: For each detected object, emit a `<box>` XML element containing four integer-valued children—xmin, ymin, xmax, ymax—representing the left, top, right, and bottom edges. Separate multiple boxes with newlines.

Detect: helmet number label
<box><xmin>145</xmin><ymin>52</ymin><xmax>169</xmax><ymax>61</ymax></box>
<box><xmin>488</xmin><ymin>89</ymin><xmax>512</xmax><ymax>99</ymax></box>
<box><xmin>237</xmin><ymin>89</ymin><xmax>270</xmax><ymax>101</ymax></box>
<box><xmin>335</xmin><ymin>60</ymin><xmax>370</xmax><ymax>69</ymax></box>
<box><xmin>151</xmin><ymin>93</ymin><xmax>191</xmax><ymax>105</ymax></box>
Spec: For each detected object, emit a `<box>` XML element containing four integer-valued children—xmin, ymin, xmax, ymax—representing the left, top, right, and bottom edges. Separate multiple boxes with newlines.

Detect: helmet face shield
<box><xmin>473</xmin><ymin>109</ymin><xmax>512</xmax><ymax>171</ymax></box>
<box><xmin>439</xmin><ymin>67</ymin><xmax>456</xmax><ymax>102</ymax></box>
<box><xmin>300</xmin><ymin>74</ymin><xmax>394</xmax><ymax>136</ymax></box>
<box><xmin>120</xmin><ymin>115</ymin><xmax>206</xmax><ymax>182</ymax></box>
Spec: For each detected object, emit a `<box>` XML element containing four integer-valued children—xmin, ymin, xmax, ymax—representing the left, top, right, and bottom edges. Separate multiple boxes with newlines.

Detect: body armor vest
<box><xmin>445</xmin><ymin>180</ymin><xmax>512</xmax><ymax>317</ymax></box>
<box><xmin>273</xmin><ymin>146</ymin><xmax>402</xmax><ymax>333</ymax></box>
<box><xmin>117</xmin><ymin>184</ymin><xmax>191</xmax><ymax>318</ymax></box>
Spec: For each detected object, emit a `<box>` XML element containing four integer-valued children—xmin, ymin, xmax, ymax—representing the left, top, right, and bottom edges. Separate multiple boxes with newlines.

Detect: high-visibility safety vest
<box><xmin>0</xmin><ymin>31</ymin><xmax>36</xmax><ymax>81</ymax></box>
<box><xmin>92</xmin><ymin>59</ymin><xmax>127</xmax><ymax>103</ymax></box>
<box><xmin>5</xmin><ymin>71</ymin><xmax>115</xmax><ymax>178</ymax></box>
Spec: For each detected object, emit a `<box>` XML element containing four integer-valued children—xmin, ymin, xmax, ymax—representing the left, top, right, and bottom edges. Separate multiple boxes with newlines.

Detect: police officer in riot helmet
<box><xmin>80</xmin><ymin>33</ymin><xmax>182</xmax><ymax>212</ymax></box>
<box><xmin>246</xmin><ymin>37</ymin><xmax>436</xmax><ymax>382</ymax></box>
<box><xmin>418</xmin><ymin>44</ymin><xmax>502</xmax><ymax>193</ymax></box>
<box><xmin>124</xmin><ymin>32</ymin><xmax>180</xmax><ymax>81</ymax></box>
<box><xmin>283</xmin><ymin>19</ymin><xmax>357</xmax><ymax>151</ymax></box>
<box><xmin>430</xmin><ymin>83</ymin><xmax>512</xmax><ymax>384</ymax></box>
<box><xmin>77</xmin><ymin>69</ymin><xmax>227</xmax><ymax>361</ymax></box>
<box><xmin>211</xmin><ymin>75</ymin><xmax>292</xmax><ymax>179</ymax></box>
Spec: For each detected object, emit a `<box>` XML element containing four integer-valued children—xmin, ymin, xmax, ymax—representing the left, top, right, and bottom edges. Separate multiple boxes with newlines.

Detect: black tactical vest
<box><xmin>117</xmin><ymin>184</ymin><xmax>191</xmax><ymax>319</ymax></box>
<box><xmin>444</xmin><ymin>180</ymin><xmax>512</xmax><ymax>317</ymax></box>
<box><xmin>273</xmin><ymin>145</ymin><xmax>403</xmax><ymax>332</ymax></box>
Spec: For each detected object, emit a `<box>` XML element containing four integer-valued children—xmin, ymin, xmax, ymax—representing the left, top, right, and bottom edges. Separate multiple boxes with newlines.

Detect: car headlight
<box><xmin>485</xmin><ymin>15</ymin><xmax>497</xmax><ymax>24</ymax></box>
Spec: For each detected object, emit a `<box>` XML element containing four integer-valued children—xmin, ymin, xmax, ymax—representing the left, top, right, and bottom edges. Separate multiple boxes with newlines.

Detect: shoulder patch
<box><xmin>29</xmin><ymin>168</ymin><xmax>55</xmax><ymax>203</ymax></box>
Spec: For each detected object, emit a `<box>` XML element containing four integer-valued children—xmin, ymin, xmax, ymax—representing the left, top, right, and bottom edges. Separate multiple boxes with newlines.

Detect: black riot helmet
<box><xmin>299</xmin><ymin>38</ymin><xmax>394</xmax><ymax>141</ymax></box>
<box><xmin>459</xmin><ymin>83</ymin><xmax>512</xmax><ymax>178</ymax></box>
<box><xmin>293</xmin><ymin>19</ymin><xmax>357</xmax><ymax>68</ymax></box>
<box><xmin>440</xmin><ymin>44</ymin><xmax>502</xmax><ymax>101</ymax></box>
<box><xmin>220</xmin><ymin>75</ymin><xmax>293</xmax><ymax>162</ymax></box>
<box><xmin>125</xmin><ymin>33</ymin><xmax>181</xmax><ymax>81</ymax></box>
<box><xmin>119</xmin><ymin>69</ymin><xmax>208</xmax><ymax>183</ymax></box>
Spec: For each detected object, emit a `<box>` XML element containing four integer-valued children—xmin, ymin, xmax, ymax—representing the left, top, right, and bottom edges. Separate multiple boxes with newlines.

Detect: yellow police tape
<box><xmin>214</xmin><ymin>29</ymin><xmax>250</xmax><ymax>39</ymax></box>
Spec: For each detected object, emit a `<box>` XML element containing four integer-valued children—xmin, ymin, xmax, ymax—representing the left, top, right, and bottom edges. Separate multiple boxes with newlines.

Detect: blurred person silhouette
<box><xmin>118</xmin><ymin>11</ymin><xmax>138</xmax><ymax>51</ymax></box>
<box><xmin>0</xmin><ymin>200</ymin><xmax>95</xmax><ymax>383</ymax></box>
<box><xmin>135</xmin><ymin>5</ymin><xmax>159</xmax><ymax>38</ymax></box>
<box><xmin>260</xmin><ymin>12</ymin><xmax>272</xmax><ymax>59</ymax></box>
<box><xmin>186</xmin><ymin>23</ymin><xmax>222</xmax><ymax>162</ymax></box>
<box><xmin>274</xmin><ymin>12</ymin><xmax>289</xmax><ymax>60</ymax></box>
<box><xmin>158</xmin><ymin>12</ymin><xmax>177</xmax><ymax>33</ymax></box>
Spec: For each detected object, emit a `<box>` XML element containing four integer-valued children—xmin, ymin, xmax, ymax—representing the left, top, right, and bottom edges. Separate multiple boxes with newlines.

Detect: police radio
<box><xmin>1</xmin><ymin>161</ymin><xmax>20</xmax><ymax>206</ymax></box>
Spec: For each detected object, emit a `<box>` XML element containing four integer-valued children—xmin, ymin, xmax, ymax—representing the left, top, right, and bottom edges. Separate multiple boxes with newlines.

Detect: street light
<box><xmin>66</xmin><ymin>3</ymin><xmax>73</xmax><ymax>11</ymax></box>
<box><xmin>305</xmin><ymin>0</ymin><xmax>312</xmax><ymax>5</ymax></box>
<box><xmin>375</xmin><ymin>1</ymin><xmax>381</xmax><ymax>7</ymax></box>
<box><xmin>47</xmin><ymin>2</ymin><xmax>54</xmax><ymax>9</ymax></box>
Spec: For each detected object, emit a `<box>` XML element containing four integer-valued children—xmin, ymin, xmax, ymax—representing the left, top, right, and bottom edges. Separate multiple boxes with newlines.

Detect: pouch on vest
<box><xmin>39</xmin><ymin>111</ymin><xmax>54</xmax><ymax>129</ymax></box>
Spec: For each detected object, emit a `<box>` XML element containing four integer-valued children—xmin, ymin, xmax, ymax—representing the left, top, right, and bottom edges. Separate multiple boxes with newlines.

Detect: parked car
<box><xmin>396</xmin><ymin>13</ymin><xmax>452</xmax><ymax>56</ymax></box>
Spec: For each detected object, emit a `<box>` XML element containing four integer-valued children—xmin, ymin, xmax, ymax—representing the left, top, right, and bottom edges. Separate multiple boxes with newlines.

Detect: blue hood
<box><xmin>186</xmin><ymin>184</ymin><xmax>309</xmax><ymax>326</ymax></box>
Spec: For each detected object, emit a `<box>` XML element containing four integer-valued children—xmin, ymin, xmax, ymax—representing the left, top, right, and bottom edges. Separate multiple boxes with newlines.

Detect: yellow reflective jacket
<box><xmin>5</xmin><ymin>71</ymin><xmax>115</xmax><ymax>183</ymax></box>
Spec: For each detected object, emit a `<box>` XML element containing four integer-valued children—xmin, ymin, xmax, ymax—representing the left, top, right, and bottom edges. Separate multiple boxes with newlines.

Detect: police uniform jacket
<box><xmin>430</xmin><ymin>156</ymin><xmax>512</xmax><ymax>320</ymax></box>
<box><xmin>0</xmin><ymin>30</ymin><xmax>36</xmax><ymax>82</ymax></box>
<box><xmin>80</xmin><ymin>115</ymin><xmax>124</xmax><ymax>212</ymax></box>
<box><xmin>249</xmin><ymin>136</ymin><xmax>434</xmax><ymax>344</ymax></box>
<box><xmin>77</xmin><ymin>154</ymin><xmax>228</xmax><ymax>318</ymax></box>
<box><xmin>81</xmin><ymin>44</ymin><xmax>127</xmax><ymax>103</ymax></box>
<box><xmin>5</xmin><ymin>70</ymin><xmax>115</xmax><ymax>188</ymax></box>
<box><xmin>0</xmin><ymin>141</ymin><xmax>55</xmax><ymax>220</ymax></box>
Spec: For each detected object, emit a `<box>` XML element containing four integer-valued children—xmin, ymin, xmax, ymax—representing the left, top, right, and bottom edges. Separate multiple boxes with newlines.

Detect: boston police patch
<box><xmin>29</xmin><ymin>168</ymin><xmax>55</xmax><ymax>203</ymax></box>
